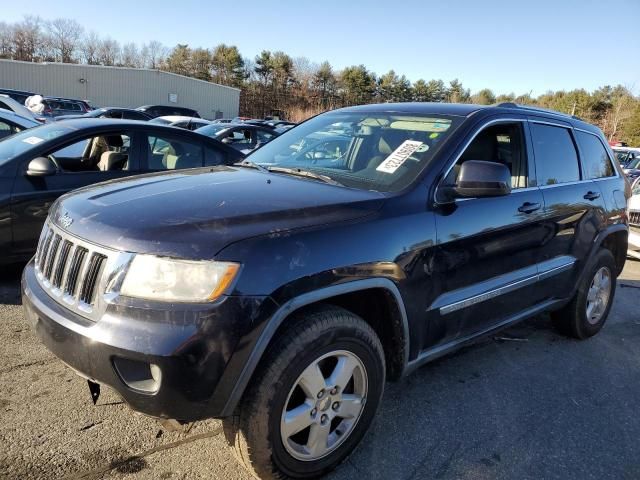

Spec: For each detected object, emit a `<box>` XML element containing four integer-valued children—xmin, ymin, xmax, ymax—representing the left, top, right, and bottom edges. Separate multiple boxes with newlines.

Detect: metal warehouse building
<box><xmin>0</xmin><ymin>59</ymin><xmax>240</xmax><ymax>119</ymax></box>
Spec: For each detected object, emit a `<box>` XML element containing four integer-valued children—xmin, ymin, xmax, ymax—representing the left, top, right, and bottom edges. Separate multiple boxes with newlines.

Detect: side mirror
<box><xmin>27</xmin><ymin>157</ymin><xmax>57</xmax><ymax>177</ymax></box>
<box><xmin>448</xmin><ymin>160</ymin><xmax>511</xmax><ymax>199</ymax></box>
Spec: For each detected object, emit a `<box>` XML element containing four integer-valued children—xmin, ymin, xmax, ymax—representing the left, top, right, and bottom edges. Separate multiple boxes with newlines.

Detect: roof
<box><xmin>339</xmin><ymin>102</ymin><xmax>483</xmax><ymax>116</ymax></box>
<box><xmin>337</xmin><ymin>102</ymin><xmax>603</xmax><ymax>134</ymax></box>
<box><xmin>0</xmin><ymin>108</ymin><xmax>39</xmax><ymax>127</ymax></box>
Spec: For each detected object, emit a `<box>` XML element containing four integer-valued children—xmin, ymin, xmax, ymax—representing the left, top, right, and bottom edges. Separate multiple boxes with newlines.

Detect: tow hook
<box><xmin>87</xmin><ymin>380</ymin><xmax>101</xmax><ymax>405</ymax></box>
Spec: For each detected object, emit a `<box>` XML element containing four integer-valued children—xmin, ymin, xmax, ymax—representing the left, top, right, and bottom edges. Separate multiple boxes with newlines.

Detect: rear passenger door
<box><xmin>574</xmin><ymin>129</ymin><xmax>624</xmax><ymax>222</ymax></box>
<box><xmin>528</xmin><ymin>119</ymin><xmax>608</xmax><ymax>301</ymax></box>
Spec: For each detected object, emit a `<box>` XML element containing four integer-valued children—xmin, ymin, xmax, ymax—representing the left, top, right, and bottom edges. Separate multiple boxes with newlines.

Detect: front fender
<box><xmin>212</xmin><ymin>277</ymin><xmax>409</xmax><ymax>417</ymax></box>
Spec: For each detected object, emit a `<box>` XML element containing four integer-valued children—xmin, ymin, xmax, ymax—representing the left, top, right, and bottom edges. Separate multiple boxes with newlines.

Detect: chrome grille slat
<box><xmin>52</xmin><ymin>240</ymin><xmax>72</xmax><ymax>288</ymax></box>
<box><xmin>66</xmin><ymin>247</ymin><xmax>87</xmax><ymax>298</ymax></box>
<box><xmin>38</xmin><ymin>230</ymin><xmax>54</xmax><ymax>273</ymax></box>
<box><xmin>630</xmin><ymin>210</ymin><xmax>640</xmax><ymax>226</ymax></box>
<box><xmin>44</xmin><ymin>234</ymin><xmax>61</xmax><ymax>280</ymax></box>
<box><xmin>80</xmin><ymin>254</ymin><xmax>106</xmax><ymax>304</ymax></box>
<box><xmin>34</xmin><ymin>221</ymin><xmax>126</xmax><ymax>322</ymax></box>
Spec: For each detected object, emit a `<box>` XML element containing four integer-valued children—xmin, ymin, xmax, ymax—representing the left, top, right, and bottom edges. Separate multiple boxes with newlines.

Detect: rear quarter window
<box><xmin>575</xmin><ymin>131</ymin><xmax>615</xmax><ymax>179</ymax></box>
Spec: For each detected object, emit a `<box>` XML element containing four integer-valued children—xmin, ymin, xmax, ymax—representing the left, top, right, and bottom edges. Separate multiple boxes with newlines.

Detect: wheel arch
<box><xmin>220</xmin><ymin>278</ymin><xmax>410</xmax><ymax>417</ymax></box>
<box><xmin>593</xmin><ymin>224</ymin><xmax>628</xmax><ymax>277</ymax></box>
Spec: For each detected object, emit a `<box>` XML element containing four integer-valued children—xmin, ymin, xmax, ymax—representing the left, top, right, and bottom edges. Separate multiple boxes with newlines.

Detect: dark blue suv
<box><xmin>23</xmin><ymin>103</ymin><xmax>630</xmax><ymax>479</ymax></box>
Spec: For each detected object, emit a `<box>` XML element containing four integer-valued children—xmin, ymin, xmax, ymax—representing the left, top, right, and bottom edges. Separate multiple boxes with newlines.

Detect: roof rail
<box><xmin>495</xmin><ymin>102</ymin><xmax>582</xmax><ymax>120</ymax></box>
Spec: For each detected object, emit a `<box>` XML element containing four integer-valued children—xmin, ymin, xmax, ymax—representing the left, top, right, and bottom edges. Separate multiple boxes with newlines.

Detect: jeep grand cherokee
<box><xmin>22</xmin><ymin>102</ymin><xmax>630</xmax><ymax>479</ymax></box>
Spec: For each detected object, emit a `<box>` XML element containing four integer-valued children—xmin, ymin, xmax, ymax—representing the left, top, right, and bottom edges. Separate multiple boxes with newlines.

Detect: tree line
<box><xmin>1</xmin><ymin>15</ymin><xmax>639</xmax><ymax>145</ymax></box>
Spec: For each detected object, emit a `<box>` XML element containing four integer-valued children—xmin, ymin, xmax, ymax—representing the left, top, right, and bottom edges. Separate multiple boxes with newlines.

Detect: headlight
<box><xmin>120</xmin><ymin>255</ymin><xmax>240</xmax><ymax>302</ymax></box>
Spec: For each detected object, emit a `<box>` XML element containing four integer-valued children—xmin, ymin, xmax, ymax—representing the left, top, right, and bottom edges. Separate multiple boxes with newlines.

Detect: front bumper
<box><xmin>22</xmin><ymin>261</ymin><xmax>270</xmax><ymax>421</ymax></box>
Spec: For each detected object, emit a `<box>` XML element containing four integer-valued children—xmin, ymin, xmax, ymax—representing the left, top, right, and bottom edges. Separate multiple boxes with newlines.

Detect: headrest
<box><xmin>105</xmin><ymin>135</ymin><xmax>124</xmax><ymax>148</ymax></box>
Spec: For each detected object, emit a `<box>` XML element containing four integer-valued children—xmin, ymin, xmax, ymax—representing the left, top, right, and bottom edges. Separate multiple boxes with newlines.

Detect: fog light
<box><xmin>113</xmin><ymin>357</ymin><xmax>162</xmax><ymax>394</ymax></box>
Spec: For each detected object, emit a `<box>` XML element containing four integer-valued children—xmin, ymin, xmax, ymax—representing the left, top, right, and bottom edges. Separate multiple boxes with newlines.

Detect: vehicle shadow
<box><xmin>0</xmin><ymin>263</ymin><xmax>25</xmax><ymax>305</ymax></box>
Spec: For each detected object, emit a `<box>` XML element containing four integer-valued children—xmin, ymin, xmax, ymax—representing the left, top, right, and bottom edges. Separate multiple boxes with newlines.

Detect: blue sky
<box><xmin>4</xmin><ymin>0</ymin><xmax>639</xmax><ymax>96</ymax></box>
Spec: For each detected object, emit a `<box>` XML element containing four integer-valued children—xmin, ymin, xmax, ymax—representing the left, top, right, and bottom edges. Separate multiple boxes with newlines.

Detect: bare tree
<box><xmin>141</xmin><ymin>40</ymin><xmax>167</xmax><ymax>69</ymax></box>
<box><xmin>97</xmin><ymin>38</ymin><xmax>120</xmax><ymax>66</ymax></box>
<box><xmin>121</xmin><ymin>42</ymin><xmax>141</xmax><ymax>67</ymax></box>
<box><xmin>607</xmin><ymin>86</ymin><xmax>636</xmax><ymax>141</ymax></box>
<box><xmin>12</xmin><ymin>15</ymin><xmax>46</xmax><ymax>61</ymax></box>
<box><xmin>48</xmin><ymin>17</ymin><xmax>83</xmax><ymax>63</ymax></box>
<box><xmin>80</xmin><ymin>31</ymin><xmax>101</xmax><ymax>64</ymax></box>
<box><xmin>0</xmin><ymin>22</ymin><xmax>14</xmax><ymax>58</ymax></box>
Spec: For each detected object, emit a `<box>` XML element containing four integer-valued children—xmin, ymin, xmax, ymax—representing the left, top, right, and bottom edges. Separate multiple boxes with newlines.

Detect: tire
<box><xmin>551</xmin><ymin>248</ymin><xmax>617</xmax><ymax>339</ymax></box>
<box><xmin>223</xmin><ymin>305</ymin><xmax>385</xmax><ymax>479</ymax></box>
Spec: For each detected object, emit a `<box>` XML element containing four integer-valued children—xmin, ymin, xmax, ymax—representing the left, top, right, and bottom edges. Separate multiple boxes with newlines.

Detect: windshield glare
<box><xmin>626</xmin><ymin>158</ymin><xmax>640</xmax><ymax>169</ymax></box>
<box><xmin>0</xmin><ymin>124</ymin><xmax>71</xmax><ymax>165</ymax></box>
<box><xmin>195</xmin><ymin>124</ymin><xmax>231</xmax><ymax>136</ymax></box>
<box><xmin>246</xmin><ymin>112</ymin><xmax>460</xmax><ymax>192</ymax></box>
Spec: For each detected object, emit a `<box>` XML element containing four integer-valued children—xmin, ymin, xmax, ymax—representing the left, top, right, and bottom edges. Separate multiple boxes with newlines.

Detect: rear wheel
<box><xmin>552</xmin><ymin>249</ymin><xmax>616</xmax><ymax>339</ymax></box>
<box><xmin>223</xmin><ymin>305</ymin><xmax>385</xmax><ymax>479</ymax></box>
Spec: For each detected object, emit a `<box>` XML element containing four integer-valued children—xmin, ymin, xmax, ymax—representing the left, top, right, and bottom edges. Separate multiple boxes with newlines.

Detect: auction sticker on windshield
<box><xmin>22</xmin><ymin>136</ymin><xmax>44</xmax><ymax>145</ymax></box>
<box><xmin>376</xmin><ymin>140</ymin><xmax>424</xmax><ymax>174</ymax></box>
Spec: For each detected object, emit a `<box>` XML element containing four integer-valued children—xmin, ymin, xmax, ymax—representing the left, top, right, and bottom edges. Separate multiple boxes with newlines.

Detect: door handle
<box><xmin>518</xmin><ymin>202</ymin><xmax>541</xmax><ymax>214</ymax></box>
<box><xmin>583</xmin><ymin>191</ymin><xmax>600</xmax><ymax>201</ymax></box>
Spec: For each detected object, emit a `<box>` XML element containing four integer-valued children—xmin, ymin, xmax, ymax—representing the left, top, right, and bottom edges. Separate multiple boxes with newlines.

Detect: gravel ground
<box><xmin>0</xmin><ymin>260</ymin><xmax>639</xmax><ymax>480</ymax></box>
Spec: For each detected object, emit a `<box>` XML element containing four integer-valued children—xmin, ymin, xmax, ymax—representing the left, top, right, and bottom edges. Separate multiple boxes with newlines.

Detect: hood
<box><xmin>50</xmin><ymin>166</ymin><xmax>386</xmax><ymax>259</ymax></box>
<box><xmin>629</xmin><ymin>193</ymin><xmax>640</xmax><ymax>211</ymax></box>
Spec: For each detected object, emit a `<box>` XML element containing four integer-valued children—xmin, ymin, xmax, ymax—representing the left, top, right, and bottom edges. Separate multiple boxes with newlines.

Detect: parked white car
<box><xmin>629</xmin><ymin>180</ymin><xmax>640</xmax><ymax>260</ymax></box>
<box><xmin>0</xmin><ymin>94</ymin><xmax>46</xmax><ymax>123</ymax></box>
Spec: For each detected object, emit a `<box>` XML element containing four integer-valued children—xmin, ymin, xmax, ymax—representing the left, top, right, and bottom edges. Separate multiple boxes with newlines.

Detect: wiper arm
<box><xmin>267</xmin><ymin>166</ymin><xmax>343</xmax><ymax>186</ymax></box>
<box><xmin>233</xmin><ymin>159</ymin><xmax>268</xmax><ymax>173</ymax></box>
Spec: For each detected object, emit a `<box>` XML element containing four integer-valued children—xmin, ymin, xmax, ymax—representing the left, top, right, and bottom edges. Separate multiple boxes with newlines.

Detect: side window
<box><xmin>48</xmin><ymin>134</ymin><xmax>131</xmax><ymax>172</ymax></box>
<box><xmin>227</xmin><ymin>129</ymin><xmax>252</xmax><ymax>144</ymax></box>
<box><xmin>530</xmin><ymin>123</ymin><xmax>580</xmax><ymax>185</ymax></box>
<box><xmin>146</xmin><ymin>135</ymin><xmax>203</xmax><ymax>170</ymax></box>
<box><xmin>0</xmin><ymin>120</ymin><xmax>15</xmax><ymax>140</ymax></box>
<box><xmin>446</xmin><ymin>122</ymin><xmax>528</xmax><ymax>189</ymax></box>
<box><xmin>575</xmin><ymin>131</ymin><xmax>615</xmax><ymax>179</ymax></box>
<box><xmin>204</xmin><ymin>146</ymin><xmax>225</xmax><ymax>166</ymax></box>
<box><xmin>256</xmin><ymin>130</ymin><xmax>276</xmax><ymax>144</ymax></box>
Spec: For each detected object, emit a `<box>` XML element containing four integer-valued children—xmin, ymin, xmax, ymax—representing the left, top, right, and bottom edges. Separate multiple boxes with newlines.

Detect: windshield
<box><xmin>85</xmin><ymin>108</ymin><xmax>107</xmax><ymax>117</ymax></box>
<box><xmin>149</xmin><ymin>117</ymin><xmax>174</xmax><ymax>125</ymax></box>
<box><xmin>616</xmin><ymin>151</ymin><xmax>631</xmax><ymax>164</ymax></box>
<box><xmin>626</xmin><ymin>157</ymin><xmax>640</xmax><ymax>169</ymax></box>
<box><xmin>245</xmin><ymin>111</ymin><xmax>461</xmax><ymax>192</ymax></box>
<box><xmin>195</xmin><ymin>124</ymin><xmax>233</xmax><ymax>136</ymax></box>
<box><xmin>0</xmin><ymin>123</ymin><xmax>72</xmax><ymax>165</ymax></box>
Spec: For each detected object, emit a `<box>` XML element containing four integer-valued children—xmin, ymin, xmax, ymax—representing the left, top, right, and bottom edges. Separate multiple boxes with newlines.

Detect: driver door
<box><xmin>426</xmin><ymin>118</ymin><xmax>549</xmax><ymax>348</ymax></box>
<box><xmin>10</xmin><ymin>132</ymin><xmax>139</xmax><ymax>257</ymax></box>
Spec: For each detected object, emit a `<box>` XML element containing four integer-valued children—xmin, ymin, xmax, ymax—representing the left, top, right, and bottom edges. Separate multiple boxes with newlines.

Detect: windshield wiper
<box><xmin>267</xmin><ymin>166</ymin><xmax>344</xmax><ymax>186</ymax></box>
<box><xmin>233</xmin><ymin>159</ymin><xmax>268</xmax><ymax>173</ymax></box>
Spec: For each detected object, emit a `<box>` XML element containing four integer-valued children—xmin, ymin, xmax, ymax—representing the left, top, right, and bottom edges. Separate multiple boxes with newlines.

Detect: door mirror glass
<box><xmin>451</xmin><ymin>160</ymin><xmax>512</xmax><ymax>198</ymax></box>
<box><xmin>26</xmin><ymin>157</ymin><xmax>57</xmax><ymax>177</ymax></box>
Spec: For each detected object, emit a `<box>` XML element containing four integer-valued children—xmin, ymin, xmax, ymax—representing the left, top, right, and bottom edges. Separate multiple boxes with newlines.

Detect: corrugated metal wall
<box><xmin>0</xmin><ymin>59</ymin><xmax>240</xmax><ymax>119</ymax></box>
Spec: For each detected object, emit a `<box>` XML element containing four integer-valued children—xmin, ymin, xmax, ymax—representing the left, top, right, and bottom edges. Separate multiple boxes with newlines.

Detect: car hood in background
<box><xmin>49</xmin><ymin>167</ymin><xmax>386</xmax><ymax>259</ymax></box>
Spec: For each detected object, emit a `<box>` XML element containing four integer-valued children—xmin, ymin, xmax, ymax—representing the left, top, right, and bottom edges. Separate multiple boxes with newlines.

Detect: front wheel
<box><xmin>224</xmin><ymin>305</ymin><xmax>385</xmax><ymax>479</ymax></box>
<box><xmin>552</xmin><ymin>248</ymin><xmax>617</xmax><ymax>339</ymax></box>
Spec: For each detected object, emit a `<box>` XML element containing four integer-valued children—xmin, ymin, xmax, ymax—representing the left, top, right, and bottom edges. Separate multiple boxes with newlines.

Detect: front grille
<box><xmin>34</xmin><ymin>222</ymin><xmax>118</xmax><ymax>321</ymax></box>
<box><xmin>630</xmin><ymin>210</ymin><xmax>640</xmax><ymax>226</ymax></box>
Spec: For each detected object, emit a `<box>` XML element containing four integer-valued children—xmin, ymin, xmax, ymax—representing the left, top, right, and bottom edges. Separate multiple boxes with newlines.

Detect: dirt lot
<box><xmin>1</xmin><ymin>260</ymin><xmax>639</xmax><ymax>480</ymax></box>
